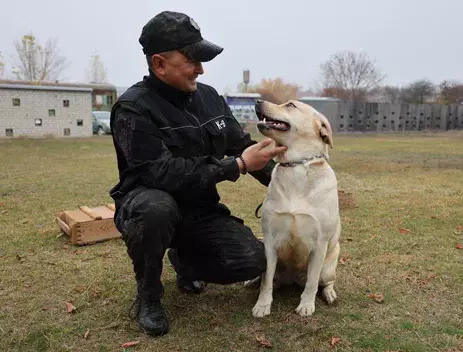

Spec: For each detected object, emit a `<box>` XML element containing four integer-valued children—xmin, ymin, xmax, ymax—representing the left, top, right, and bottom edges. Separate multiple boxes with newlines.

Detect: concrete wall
<box><xmin>0</xmin><ymin>87</ymin><xmax>93</xmax><ymax>138</ymax></box>
<box><xmin>317</xmin><ymin>102</ymin><xmax>463</xmax><ymax>133</ymax></box>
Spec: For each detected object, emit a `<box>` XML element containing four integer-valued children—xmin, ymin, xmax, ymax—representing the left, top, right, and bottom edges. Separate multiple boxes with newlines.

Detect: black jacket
<box><xmin>109</xmin><ymin>73</ymin><xmax>275</xmax><ymax>209</ymax></box>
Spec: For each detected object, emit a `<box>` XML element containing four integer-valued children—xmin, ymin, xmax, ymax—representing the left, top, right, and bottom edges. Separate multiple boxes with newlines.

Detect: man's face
<box><xmin>153</xmin><ymin>51</ymin><xmax>204</xmax><ymax>93</ymax></box>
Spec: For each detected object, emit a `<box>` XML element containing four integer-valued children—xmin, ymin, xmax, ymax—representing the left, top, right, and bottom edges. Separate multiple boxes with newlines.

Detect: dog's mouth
<box><xmin>257</xmin><ymin>116</ymin><xmax>291</xmax><ymax>132</ymax></box>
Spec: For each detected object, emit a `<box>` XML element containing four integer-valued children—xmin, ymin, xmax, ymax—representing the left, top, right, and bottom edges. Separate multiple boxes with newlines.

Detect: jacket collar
<box><xmin>145</xmin><ymin>71</ymin><xmax>193</xmax><ymax>108</ymax></box>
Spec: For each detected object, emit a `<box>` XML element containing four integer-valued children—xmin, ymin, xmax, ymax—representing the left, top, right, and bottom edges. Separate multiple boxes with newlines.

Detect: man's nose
<box><xmin>195</xmin><ymin>62</ymin><xmax>204</xmax><ymax>75</ymax></box>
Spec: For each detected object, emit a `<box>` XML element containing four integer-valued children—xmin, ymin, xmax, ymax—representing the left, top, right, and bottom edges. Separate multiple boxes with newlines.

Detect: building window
<box><xmin>13</xmin><ymin>98</ymin><xmax>20</xmax><ymax>106</ymax></box>
<box><xmin>64</xmin><ymin>128</ymin><xmax>70</xmax><ymax>136</ymax></box>
<box><xmin>6</xmin><ymin>129</ymin><xmax>13</xmax><ymax>137</ymax></box>
<box><xmin>49</xmin><ymin>109</ymin><xmax>56</xmax><ymax>117</ymax></box>
<box><xmin>63</xmin><ymin>100</ymin><xmax>70</xmax><ymax>107</ymax></box>
<box><xmin>35</xmin><ymin>118</ymin><xmax>42</xmax><ymax>126</ymax></box>
<box><xmin>77</xmin><ymin>119</ymin><xmax>83</xmax><ymax>126</ymax></box>
<box><xmin>105</xmin><ymin>95</ymin><xmax>114</xmax><ymax>105</ymax></box>
<box><xmin>95</xmin><ymin>95</ymin><xmax>103</xmax><ymax>105</ymax></box>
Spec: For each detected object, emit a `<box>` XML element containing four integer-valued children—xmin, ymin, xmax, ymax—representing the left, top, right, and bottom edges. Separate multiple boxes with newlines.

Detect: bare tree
<box><xmin>86</xmin><ymin>52</ymin><xmax>108</xmax><ymax>83</ymax></box>
<box><xmin>0</xmin><ymin>51</ymin><xmax>5</xmax><ymax>78</ymax></box>
<box><xmin>437</xmin><ymin>80</ymin><xmax>463</xmax><ymax>104</ymax></box>
<box><xmin>367</xmin><ymin>85</ymin><xmax>403</xmax><ymax>103</ymax></box>
<box><xmin>401</xmin><ymin>79</ymin><xmax>435</xmax><ymax>104</ymax></box>
<box><xmin>320</xmin><ymin>50</ymin><xmax>385</xmax><ymax>101</ymax></box>
<box><xmin>13</xmin><ymin>34</ymin><xmax>68</xmax><ymax>82</ymax></box>
<box><xmin>382</xmin><ymin>85</ymin><xmax>403</xmax><ymax>103</ymax></box>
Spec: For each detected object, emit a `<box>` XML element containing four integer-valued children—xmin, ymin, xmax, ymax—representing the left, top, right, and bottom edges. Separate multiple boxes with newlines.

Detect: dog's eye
<box><xmin>286</xmin><ymin>102</ymin><xmax>296</xmax><ymax>108</ymax></box>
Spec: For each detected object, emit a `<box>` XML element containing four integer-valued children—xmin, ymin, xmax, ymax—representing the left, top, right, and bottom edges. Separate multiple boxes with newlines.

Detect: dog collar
<box><xmin>278</xmin><ymin>155</ymin><xmax>327</xmax><ymax>167</ymax></box>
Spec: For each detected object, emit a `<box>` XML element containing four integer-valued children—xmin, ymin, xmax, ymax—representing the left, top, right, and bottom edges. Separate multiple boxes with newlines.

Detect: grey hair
<box><xmin>146</xmin><ymin>51</ymin><xmax>178</xmax><ymax>70</ymax></box>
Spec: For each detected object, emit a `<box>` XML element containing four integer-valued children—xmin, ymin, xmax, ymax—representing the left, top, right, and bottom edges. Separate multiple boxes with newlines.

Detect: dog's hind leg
<box><xmin>252</xmin><ymin>241</ymin><xmax>278</xmax><ymax>318</ymax></box>
<box><xmin>320</xmin><ymin>240</ymin><xmax>340</xmax><ymax>304</ymax></box>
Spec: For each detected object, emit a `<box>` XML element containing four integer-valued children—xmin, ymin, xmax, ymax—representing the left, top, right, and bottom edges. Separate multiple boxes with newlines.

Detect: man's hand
<box><xmin>237</xmin><ymin>139</ymin><xmax>287</xmax><ymax>173</ymax></box>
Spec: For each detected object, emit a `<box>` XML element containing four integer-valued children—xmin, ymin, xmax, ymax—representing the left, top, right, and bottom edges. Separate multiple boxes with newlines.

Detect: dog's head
<box><xmin>255</xmin><ymin>99</ymin><xmax>333</xmax><ymax>161</ymax></box>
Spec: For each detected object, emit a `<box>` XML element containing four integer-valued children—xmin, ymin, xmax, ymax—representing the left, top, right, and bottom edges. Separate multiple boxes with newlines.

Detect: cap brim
<box><xmin>179</xmin><ymin>39</ymin><xmax>223</xmax><ymax>62</ymax></box>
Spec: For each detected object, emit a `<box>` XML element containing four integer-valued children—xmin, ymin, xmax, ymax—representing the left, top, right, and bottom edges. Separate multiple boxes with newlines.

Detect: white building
<box><xmin>0</xmin><ymin>84</ymin><xmax>93</xmax><ymax>138</ymax></box>
<box><xmin>223</xmin><ymin>92</ymin><xmax>261</xmax><ymax>121</ymax></box>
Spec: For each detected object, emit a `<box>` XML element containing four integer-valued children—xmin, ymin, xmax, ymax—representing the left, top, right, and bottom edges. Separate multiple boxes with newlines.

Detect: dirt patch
<box><xmin>338</xmin><ymin>189</ymin><xmax>355</xmax><ymax>209</ymax></box>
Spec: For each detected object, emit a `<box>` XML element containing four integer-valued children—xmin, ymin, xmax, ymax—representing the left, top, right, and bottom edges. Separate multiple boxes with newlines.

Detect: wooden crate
<box><xmin>56</xmin><ymin>204</ymin><xmax>121</xmax><ymax>245</ymax></box>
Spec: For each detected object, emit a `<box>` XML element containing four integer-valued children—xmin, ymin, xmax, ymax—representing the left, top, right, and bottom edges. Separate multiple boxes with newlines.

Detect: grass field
<box><xmin>1</xmin><ymin>131</ymin><xmax>462</xmax><ymax>352</ymax></box>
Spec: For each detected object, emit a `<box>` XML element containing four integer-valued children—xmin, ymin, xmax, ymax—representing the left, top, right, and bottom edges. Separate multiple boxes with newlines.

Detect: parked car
<box><xmin>92</xmin><ymin>111</ymin><xmax>111</xmax><ymax>135</ymax></box>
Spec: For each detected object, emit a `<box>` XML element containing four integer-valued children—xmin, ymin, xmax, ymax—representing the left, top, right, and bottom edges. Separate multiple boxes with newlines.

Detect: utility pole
<box><xmin>243</xmin><ymin>69</ymin><xmax>250</xmax><ymax>93</ymax></box>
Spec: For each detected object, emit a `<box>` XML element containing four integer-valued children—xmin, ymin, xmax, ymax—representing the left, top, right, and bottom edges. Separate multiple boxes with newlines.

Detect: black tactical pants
<box><xmin>114</xmin><ymin>186</ymin><xmax>266</xmax><ymax>300</ymax></box>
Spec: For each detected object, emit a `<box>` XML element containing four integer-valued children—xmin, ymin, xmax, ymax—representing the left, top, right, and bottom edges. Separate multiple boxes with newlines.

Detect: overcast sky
<box><xmin>1</xmin><ymin>0</ymin><xmax>462</xmax><ymax>94</ymax></box>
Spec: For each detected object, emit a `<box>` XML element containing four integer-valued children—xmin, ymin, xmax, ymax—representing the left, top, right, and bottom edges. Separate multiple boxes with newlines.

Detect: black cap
<box><xmin>139</xmin><ymin>11</ymin><xmax>223</xmax><ymax>62</ymax></box>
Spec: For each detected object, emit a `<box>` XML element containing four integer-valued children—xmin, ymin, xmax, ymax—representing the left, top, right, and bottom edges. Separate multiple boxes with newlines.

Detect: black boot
<box><xmin>167</xmin><ymin>249</ymin><xmax>206</xmax><ymax>294</ymax></box>
<box><xmin>136</xmin><ymin>295</ymin><xmax>169</xmax><ymax>337</ymax></box>
<box><xmin>130</xmin><ymin>283</ymin><xmax>169</xmax><ymax>336</ymax></box>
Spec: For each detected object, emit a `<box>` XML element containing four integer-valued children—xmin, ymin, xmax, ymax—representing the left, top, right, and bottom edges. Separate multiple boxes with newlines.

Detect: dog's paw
<box><xmin>295</xmin><ymin>301</ymin><xmax>315</xmax><ymax>317</ymax></box>
<box><xmin>322</xmin><ymin>286</ymin><xmax>337</xmax><ymax>304</ymax></box>
<box><xmin>252</xmin><ymin>303</ymin><xmax>272</xmax><ymax>318</ymax></box>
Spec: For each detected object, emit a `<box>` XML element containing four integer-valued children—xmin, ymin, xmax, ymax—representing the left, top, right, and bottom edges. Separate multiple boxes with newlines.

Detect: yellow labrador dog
<box><xmin>251</xmin><ymin>99</ymin><xmax>341</xmax><ymax>318</ymax></box>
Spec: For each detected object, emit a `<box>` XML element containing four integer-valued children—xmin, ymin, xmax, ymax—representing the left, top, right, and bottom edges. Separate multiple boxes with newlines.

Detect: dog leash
<box><xmin>255</xmin><ymin>202</ymin><xmax>263</xmax><ymax>218</ymax></box>
<box><xmin>254</xmin><ymin>155</ymin><xmax>328</xmax><ymax>219</ymax></box>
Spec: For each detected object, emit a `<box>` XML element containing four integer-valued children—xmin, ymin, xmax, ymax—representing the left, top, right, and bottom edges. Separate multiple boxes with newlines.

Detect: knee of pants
<box><xmin>127</xmin><ymin>189</ymin><xmax>181</xmax><ymax>237</ymax></box>
<box><xmin>215</xmin><ymin>244</ymin><xmax>267</xmax><ymax>283</ymax></box>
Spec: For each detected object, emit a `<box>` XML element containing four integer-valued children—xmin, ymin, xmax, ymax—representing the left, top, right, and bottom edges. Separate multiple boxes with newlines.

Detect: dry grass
<box><xmin>1</xmin><ymin>131</ymin><xmax>462</xmax><ymax>352</ymax></box>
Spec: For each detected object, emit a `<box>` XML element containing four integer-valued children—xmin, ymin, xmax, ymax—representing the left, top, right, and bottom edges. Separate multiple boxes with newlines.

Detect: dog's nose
<box><xmin>255</xmin><ymin>99</ymin><xmax>263</xmax><ymax>105</ymax></box>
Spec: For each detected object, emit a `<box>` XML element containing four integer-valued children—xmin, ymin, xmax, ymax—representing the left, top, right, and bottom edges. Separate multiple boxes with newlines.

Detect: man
<box><xmin>109</xmin><ymin>11</ymin><xmax>286</xmax><ymax>337</ymax></box>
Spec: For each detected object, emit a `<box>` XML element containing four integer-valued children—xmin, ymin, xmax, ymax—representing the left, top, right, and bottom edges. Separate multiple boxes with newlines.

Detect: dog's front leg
<box><xmin>296</xmin><ymin>242</ymin><xmax>329</xmax><ymax>317</ymax></box>
<box><xmin>252</xmin><ymin>242</ymin><xmax>278</xmax><ymax>318</ymax></box>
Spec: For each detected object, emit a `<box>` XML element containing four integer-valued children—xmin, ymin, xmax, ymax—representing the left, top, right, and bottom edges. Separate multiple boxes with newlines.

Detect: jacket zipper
<box><xmin>184</xmin><ymin>108</ymin><xmax>205</xmax><ymax>155</ymax></box>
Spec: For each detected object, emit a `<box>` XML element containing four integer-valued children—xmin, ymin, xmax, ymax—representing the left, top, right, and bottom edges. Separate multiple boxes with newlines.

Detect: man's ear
<box><xmin>152</xmin><ymin>54</ymin><xmax>166</xmax><ymax>76</ymax></box>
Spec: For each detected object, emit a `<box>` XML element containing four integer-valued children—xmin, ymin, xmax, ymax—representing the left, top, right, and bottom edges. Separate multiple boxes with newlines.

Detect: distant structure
<box><xmin>297</xmin><ymin>96</ymin><xmax>342</xmax><ymax>117</ymax></box>
<box><xmin>223</xmin><ymin>92</ymin><xmax>261</xmax><ymax>121</ymax></box>
<box><xmin>0</xmin><ymin>80</ymin><xmax>117</xmax><ymax>112</ymax></box>
<box><xmin>0</xmin><ymin>83</ymin><xmax>93</xmax><ymax>138</ymax></box>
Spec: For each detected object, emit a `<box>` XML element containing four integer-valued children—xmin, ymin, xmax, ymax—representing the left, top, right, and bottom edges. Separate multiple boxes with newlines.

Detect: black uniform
<box><xmin>110</xmin><ymin>72</ymin><xmax>274</xmax><ymax>300</ymax></box>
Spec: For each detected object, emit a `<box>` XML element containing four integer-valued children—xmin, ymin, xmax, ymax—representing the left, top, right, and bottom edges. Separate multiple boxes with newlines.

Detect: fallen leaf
<box><xmin>457</xmin><ymin>243</ymin><xmax>462</xmax><ymax>249</ymax></box>
<box><xmin>0</xmin><ymin>202</ymin><xmax>4</xmax><ymax>206</ymax></box>
<box><xmin>456</xmin><ymin>226</ymin><xmax>463</xmax><ymax>231</ymax></box>
<box><xmin>368</xmin><ymin>293</ymin><xmax>385</xmax><ymax>303</ymax></box>
<box><xmin>84</xmin><ymin>329</ymin><xmax>90</xmax><ymax>339</ymax></box>
<box><xmin>370</xmin><ymin>234</ymin><xmax>377</xmax><ymax>240</ymax></box>
<box><xmin>121</xmin><ymin>341</ymin><xmax>139</xmax><ymax>348</ymax></box>
<box><xmin>256</xmin><ymin>335</ymin><xmax>273</xmax><ymax>348</ymax></box>
<box><xmin>65</xmin><ymin>301</ymin><xmax>76</xmax><ymax>313</ymax></box>
<box><xmin>330</xmin><ymin>337</ymin><xmax>341</xmax><ymax>348</ymax></box>
<box><xmin>339</xmin><ymin>253</ymin><xmax>351</xmax><ymax>265</ymax></box>
<box><xmin>399</xmin><ymin>228</ymin><xmax>410</xmax><ymax>234</ymax></box>
<box><xmin>430</xmin><ymin>215</ymin><xmax>438</xmax><ymax>219</ymax></box>
<box><xmin>0</xmin><ymin>210</ymin><xmax>8</xmax><ymax>215</ymax></box>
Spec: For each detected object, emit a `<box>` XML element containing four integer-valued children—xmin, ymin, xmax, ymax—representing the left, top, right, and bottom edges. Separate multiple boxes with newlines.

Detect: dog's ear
<box><xmin>318</xmin><ymin>116</ymin><xmax>333</xmax><ymax>149</ymax></box>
